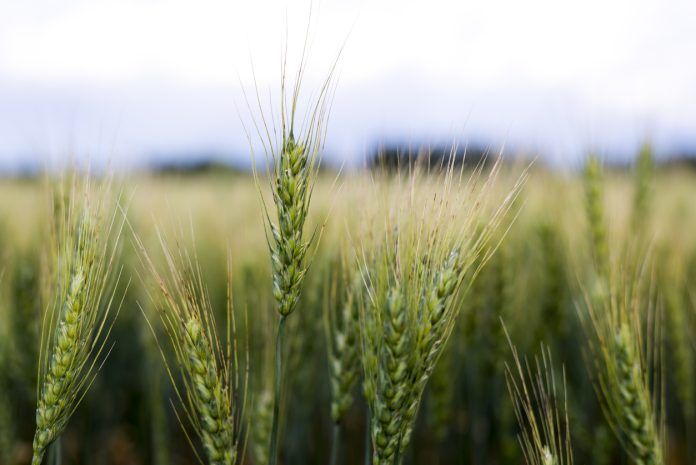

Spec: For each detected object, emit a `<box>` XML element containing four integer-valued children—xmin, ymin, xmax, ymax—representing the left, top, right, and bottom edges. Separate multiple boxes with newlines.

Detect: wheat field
<box><xmin>0</xmin><ymin>154</ymin><xmax>694</xmax><ymax>465</ymax></box>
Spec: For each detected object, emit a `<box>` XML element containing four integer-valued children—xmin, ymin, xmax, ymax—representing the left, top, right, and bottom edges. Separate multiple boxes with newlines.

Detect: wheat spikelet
<box><xmin>137</xmin><ymin>232</ymin><xmax>245</xmax><ymax>465</ymax></box>
<box><xmin>363</xmin><ymin>285</ymin><xmax>409</xmax><ymax>465</ymax></box>
<box><xmin>32</xmin><ymin>176</ymin><xmax>123</xmax><ymax>465</ymax></box>
<box><xmin>269</xmin><ymin>135</ymin><xmax>313</xmax><ymax>317</ymax></box>
<box><xmin>184</xmin><ymin>317</ymin><xmax>238</xmax><ymax>465</ymax></box>
<box><xmin>631</xmin><ymin>142</ymin><xmax>654</xmax><ymax>233</ymax></box>
<box><xmin>582</xmin><ymin>275</ymin><xmax>664</xmax><ymax>465</ymax></box>
<box><xmin>610</xmin><ymin>323</ymin><xmax>662</xmax><ymax>465</ymax></box>
<box><xmin>361</xmin><ymin>159</ymin><xmax>526</xmax><ymax>465</ymax></box>
<box><xmin>325</xmin><ymin>264</ymin><xmax>362</xmax><ymax>424</ymax></box>
<box><xmin>250</xmin><ymin>50</ymin><xmax>338</xmax><ymax>321</ymax></box>
<box><xmin>33</xmin><ymin>268</ymin><xmax>87</xmax><ymax>460</ymax></box>
<box><xmin>398</xmin><ymin>250</ymin><xmax>462</xmax><ymax>450</ymax></box>
<box><xmin>583</xmin><ymin>156</ymin><xmax>609</xmax><ymax>281</ymax></box>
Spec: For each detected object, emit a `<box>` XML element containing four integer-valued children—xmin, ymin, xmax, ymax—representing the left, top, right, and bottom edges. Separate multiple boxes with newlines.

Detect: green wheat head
<box><xmin>33</xmin><ymin>175</ymin><xmax>123</xmax><ymax>465</ymax></box>
<box><xmin>325</xmin><ymin>259</ymin><xmax>362</xmax><ymax>423</ymax></box>
<box><xmin>583</xmin><ymin>155</ymin><xmax>609</xmax><ymax>283</ymax></box>
<box><xmin>582</xmin><ymin>274</ymin><xmax>664</xmax><ymax>465</ymax></box>
<box><xmin>631</xmin><ymin>142</ymin><xmax>654</xmax><ymax>233</ymax></box>
<box><xmin>361</xmin><ymin>161</ymin><xmax>525</xmax><ymax>465</ymax></box>
<box><xmin>138</xmin><ymin>234</ymin><xmax>246</xmax><ymax>465</ymax></box>
<box><xmin>249</xmin><ymin>52</ymin><xmax>339</xmax><ymax>318</ymax></box>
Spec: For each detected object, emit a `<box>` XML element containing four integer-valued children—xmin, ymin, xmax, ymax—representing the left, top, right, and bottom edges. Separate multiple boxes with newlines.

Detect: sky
<box><xmin>1</xmin><ymin>0</ymin><xmax>695</xmax><ymax>172</ymax></box>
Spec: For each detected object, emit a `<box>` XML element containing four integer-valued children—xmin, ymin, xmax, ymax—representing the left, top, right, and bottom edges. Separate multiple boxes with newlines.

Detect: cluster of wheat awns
<box><xmin>358</xmin><ymin>163</ymin><xmax>523</xmax><ymax>465</ymax></box>
<box><xmin>505</xmin><ymin>341</ymin><xmax>573</xmax><ymax>465</ymax></box>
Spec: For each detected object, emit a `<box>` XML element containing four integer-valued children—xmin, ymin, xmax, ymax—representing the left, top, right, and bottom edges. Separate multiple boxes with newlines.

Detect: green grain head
<box><xmin>583</xmin><ymin>155</ymin><xmax>609</xmax><ymax>282</ymax></box>
<box><xmin>138</xmin><ymin>235</ymin><xmax>246</xmax><ymax>465</ymax></box>
<box><xmin>582</xmin><ymin>272</ymin><xmax>664</xmax><ymax>465</ymax></box>
<box><xmin>32</xmin><ymin>175</ymin><xmax>123</xmax><ymax>465</ymax></box>
<box><xmin>325</xmin><ymin>262</ymin><xmax>362</xmax><ymax>423</ymax></box>
<box><xmin>360</xmin><ymin>161</ymin><xmax>525</xmax><ymax>465</ymax></box>
<box><xmin>631</xmin><ymin>142</ymin><xmax>654</xmax><ymax>233</ymax></box>
<box><xmin>252</xmin><ymin>55</ymin><xmax>338</xmax><ymax>319</ymax></box>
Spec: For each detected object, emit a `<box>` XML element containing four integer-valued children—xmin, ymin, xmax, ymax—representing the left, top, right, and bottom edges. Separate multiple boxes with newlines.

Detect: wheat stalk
<box><xmin>245</xmin><ymin>40</ymin><xmax>340</xmax><ymax>465</ymax></box>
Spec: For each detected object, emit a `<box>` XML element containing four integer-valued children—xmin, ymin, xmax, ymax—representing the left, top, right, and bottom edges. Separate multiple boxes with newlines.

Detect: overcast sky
<box><xmin>1</xmin><ymin>0</ymin><xmax>695</xmax><ymax>171</ymax></box>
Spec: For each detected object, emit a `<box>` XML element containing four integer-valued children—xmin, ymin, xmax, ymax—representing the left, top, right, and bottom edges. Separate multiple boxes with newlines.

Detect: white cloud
<box><xmin>0</xmin><ymin>0</ymin><xmax>694</xmax><ymax>166</ymax></box>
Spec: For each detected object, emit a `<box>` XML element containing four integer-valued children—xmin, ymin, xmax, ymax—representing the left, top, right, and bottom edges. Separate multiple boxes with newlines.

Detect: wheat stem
<box><xmin>364</xmin><ymin>410</ymin><xmax>372</xmax><ymax>465</ymax></box>
<box><xmin>269</xmin><ymin>314</ymin><xmax>287</xmax><ymax>465</ymax></box>
<box><xmin>329</xmin><ymin>422</ymin><xmax>341</xmax><ymax>465</ymax></box>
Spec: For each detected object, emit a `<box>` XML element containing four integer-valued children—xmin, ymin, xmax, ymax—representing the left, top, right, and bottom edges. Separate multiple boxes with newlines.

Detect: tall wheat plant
<box><xmin>581</xmin><ymin>157</ymin><xmax>664</xmax><ymax>465</ymax></box>
<box><xmin>248</xmin><ymin>48</ymin><xmax>338</xmax><ymax>465</ymax></box>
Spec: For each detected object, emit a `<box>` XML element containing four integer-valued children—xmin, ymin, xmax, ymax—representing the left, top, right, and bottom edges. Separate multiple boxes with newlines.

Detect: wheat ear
<box><xmin>137</xmin><ymin>232</ymin><xmax>246</xmax><ymax>465</ymax></box>
<box><xmin>325</xmin><ymin>260</ymin><xmax>362</xmax><ymax>465</ymax></box>
<box><xmin>32</xmin><ymin>176</ymin><xmax>123</xmax><ymax>465</ymax></box>
<box><xmin>362</xmin><ymin>159</ymin><xmax>525</xmax><ymax>465</ymax></box>
<box><xmin>246</xmin><ymin>42</ymin><xmax>339</xmax><ymax>465</ymax></box>
<box><xmin>582</xmin><ymin>276</ymin><xmax>664</xmax><ymax>465</ymax></box>
<box><xmin>584</xmin><ymin>156</ymin><xmax>609</xmax><ymax>282</ymax></box>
